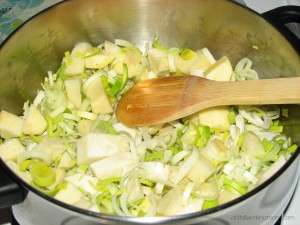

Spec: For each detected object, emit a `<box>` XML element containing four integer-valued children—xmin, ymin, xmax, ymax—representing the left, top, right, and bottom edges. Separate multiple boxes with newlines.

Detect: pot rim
<box><xmin>0</xmin><ymin>0</ymin><xmax>300</xmax><ymax>223</ymax></box>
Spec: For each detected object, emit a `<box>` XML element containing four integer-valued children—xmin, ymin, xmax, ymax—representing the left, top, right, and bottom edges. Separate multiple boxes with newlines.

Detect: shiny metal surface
<box><xmin>0</xmin><ymin>0</ymin><xmax>300</xmax><ymax>224</ymax></box>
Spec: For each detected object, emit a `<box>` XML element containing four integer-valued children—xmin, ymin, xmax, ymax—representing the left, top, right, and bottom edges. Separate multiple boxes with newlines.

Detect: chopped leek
<box><xmin>0</xmin><ymin>38</ymin><xmax>296</xmax><ymax>218</ymax></box>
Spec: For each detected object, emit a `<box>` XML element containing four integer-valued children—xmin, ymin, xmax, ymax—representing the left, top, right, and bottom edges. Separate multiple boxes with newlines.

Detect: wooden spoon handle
<box><xmin>197</xmin><ymin>77</ymin><xmax>300</xmax><ymax>107</ymax></box>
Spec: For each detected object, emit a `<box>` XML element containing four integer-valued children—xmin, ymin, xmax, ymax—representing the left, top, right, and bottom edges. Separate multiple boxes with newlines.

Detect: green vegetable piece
<box><xmin>262</xmin><ymin>138</ymin><xmax>275</xmax><ymax>152</ymax></box>
<box><xmin>180</xmin><ymin>49</ymin><xmax>196</xmax><ymax>60</ymax></box>
<box><xmin>228</xmin><ymin>107</ymin><xmax>236</xmax><ymax>124</ymax></box>
<box><xmin>152</xmin><ymin>37</ymin><xmax>168</xmax><ymax>53</ymax></box>
<box><xmin>107</xmin><ymin>64</ymin><xmax>128</xmax><ymax>97</ymax></box>
<box><xmin>202</xmin><ymin>199</ymin><xmax>219</xmax><ymax>210</ymax></box>
<box><xmin>224</xmin><ymin>178</ymin><xmax>247</xmax><ymax>195</ymax></box>
<box><xmin>30</xmin><ymin>162</ymin><xmax>56</xmax><ymax>187</ymax></box>
<box><xmin>287</xmin><ymin>144</ymin><xmax>298</xmax><ymax>153</ymax></box>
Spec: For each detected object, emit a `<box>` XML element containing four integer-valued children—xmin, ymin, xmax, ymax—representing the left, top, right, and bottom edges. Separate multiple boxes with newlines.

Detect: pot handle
<box><xmin>0</xmin><ymin>162</ymin><xmax>27</xmax><ymax>208</ymax></box>
<box><xmin>262</xmin><ymin>6</ymin><xmax>300</xmax><ymax>54</ymax></box>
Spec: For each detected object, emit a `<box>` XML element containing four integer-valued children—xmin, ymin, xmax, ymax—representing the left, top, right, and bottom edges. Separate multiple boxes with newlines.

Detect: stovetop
<box><xmin>0</xmin><ymin>0</ymin><xmax>300</xmax><ymax>225</ymax></box>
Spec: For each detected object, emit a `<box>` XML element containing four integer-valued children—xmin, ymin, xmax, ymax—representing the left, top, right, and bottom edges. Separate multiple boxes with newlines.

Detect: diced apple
<box><xmin>113</xmin><ymin>49</ymin><xmax>144</xmax><ymax>78</ymax></box>
<box><xmin>85</xmin><ymin>53</ymin><xmax>115</xmax><ymax>69</ymax></box>
<box><xmin>33</xmin><ymin>137</ymin><xmax>67</xmax><ymax>161</ymax></box>
<box><xmin>65</xmin><ymin>79</ymin><xmax>82</xmax><ymax>108</ymax></box>
<box><xmin>90</xmin><ymin>152</ymin><xmax>134</xmax><ymax>179</ymax></box>
<box><xmin>77</xmin><ymin>133</ymin><xmax>130</xmax><ymax>164</ymax></box>
<box><xmin>64</xmin><ymin>57</ymin><xmax>85</xmax><ymax>76</ymax></box>
<box><xmin>157</xmin><ymin>187</ymin><xmax>184</xmax><ymax>216</ymax></box>
<box><xmin>218</xmin><ymin>189</ymin><xmax>241</xmax><ymax>205</ymax></box>
<box><xmin>198</xmin><ymin>106</ymin><xmax>230</xmax><ymax>131</ymax></box>
<box><xmin>203</xmin><ymin>56</ymin><xmax>233</xmax><ymax>81</ymax></box>
<box><xmin>176</xmin><ymin>51</ymin><xmax>212</xmax><ymax>75</ymax></box>
<box><xmin>187</xmin><ymin>154</ymin><xmax>216</xmax><ymax>186</ymax></box>
<box><xmin>0</xmin><ymin>110</ymin><xmax>24</xmax><ymax>139</ymax></box>
<box><xmin>0</xmin><ymin>138</ymin><xmax>25</xmax><ymax>162</ymax></box>
<box><xmin>71</xmin><ymin>42</ymin><xmax>93</xmax><ymax>57</ymax></box>
<box><xmin>65</xmin><ymin>173</ymin><xmax>98</xmax><ymax>195</ymax></box>
<box><xmin>104</xmin><ymin>41</ymin><xmax>121</xmax><ymax>54</ymax></box>
<box><xmin>23</xmin><ymin>105</ymin><xmax>47</xmax><ymax>135</ymax></box>
<box><xmin>54</xmin><ymin>183</ymin><xmax>84</xmax><ymax>204</ymax></box>
<box><xmin>77</xmin><ymin>119</ymin><xmax>93</xmax><ymax>134</ymax></box>
<box><xmin>148</xmin><ymin>48</ymin><xmax>169</xmax><ymax>75</ymax></box>
<box><xmin>241</xmin><ymin>131</ymin><xmax>265</xmax><ymax>157</ymax></box>
<box><xmin>85</xmin><ymin>76</ymin><xmax>113</xmax><ymax>114</ymax></box>
<box><xmin>57</xmin><ymin>151</ymin><xmax>74</xmax><ymax>169</ymax></box>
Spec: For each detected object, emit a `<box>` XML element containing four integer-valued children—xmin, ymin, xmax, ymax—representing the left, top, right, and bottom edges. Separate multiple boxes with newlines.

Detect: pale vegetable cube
<box><xmin>157</xmin><ymin>187</ymin><xmax>184</xmax><ymax>215</ymax></box>
<box><xmin>0</xmin><ymin>138</ymin><xmax>25</xmax><ymax>162</ymax></box>
<box><xmin>176</xmin><ymin>51</ymin><xmax>212</xmax><ymax>74</ymax></box>
<box><xmin>198</xmin><ymin>106</ymin><xmax>230</xmax><ymax>131</ymax></box>
<box><xmin>65</xmin><ymin>79</ymin><xmax>82</xmax><ymax>108</ymax></box>
<box><xmin>64</xmin><ymin>57</ymin><xmax>85</xmax><ymax>76</ymax></box>
<box><xmin>90</xmin><ymin>152</ymin><xmax>134</xmax><ymax>179</ymax></box>
<box><xmin>179</xmin><ymin>198</ymin><xmax>204</xmax><ymax>215</ymax></box>
<box><xmin>241</xmin><ymin>131</ymin><xmax>265</xmax><ymax>157</ymax></box>
<box><xmin>73</xmin><ymin>198</ymin><xmax>98</xmax><ymax>211</ymax></box>
<box><xmin>71</xmin><ymin>42</ymin><xmax>93</xmax><ymax>56</ymax></box>
<box><xmin>113</xmin><ymin>49</ymin><xmax>143</xmax><ymax>78</ymax></box>
<box><xmin>54</xmin><ymin>183</ymin><xmax>84</xmax><ymax>204</ymax></box>
<box><xmin>85</xmin><ymin>53</ymin><xmax>115</xmax><ymax>69</ymax></box>
<box><xmin>65</xmin><ymin>173</ymin><xmax>98</xmax><ymax>195</ymax></box>
<box><xmin>77</xmin><ymin>133</ymin><xmax>130</xmax><ymax>164</ymax></box>
<box><xmin>104</xmin><ymin>41</ymin><xmax>121</xmax><ymax>54</ymax></box>
<box><xmin>57</xmin><ymin>151</ymin><xmax>74</xmax><ymax>169</ymax></box>
<box><xmin>148</xmin><ymin>49</ymin><xmax>169</xmax><ymax>74</ymax></box>
<box><xmin>48</xmin><ymin>168</ymin><xmax>66</xmax><ymax>190</ymax></box>
<box><xmin>187</xmin><ymin>154</ymin><xmax>216</xmax><ymax>185</ymax></box>
<box><xmin>77</xmin><ymin>119</ymin><xmax>93</xmax><ymax>134</ymax></box>
<box><xmin>33</xmin><ymin>137</ymin><xmax>67</xmax><ymax>161</ymax></box>
<box><xmin>85</xmin><ymin>76</ymin><xmax>113</xmax><ymax>114</ymax></box>
<box><xmin>204</xmin><ymin>56</ymin><xmax>233</xmax><ymax>81</ymax></box>
<box><xmin>0</xmin><ymin>110</ymin><xmax>24</xmax><ymax>138</ymax></box>
<box><xmin>23</xmin><ymin>105</ymin><xmax>47</xmax><ymax>135</ymax></box>
<box><xmin>218</xmin><ymin>189</ymin><xmax>241</xmax><ymax>204</ymax></box>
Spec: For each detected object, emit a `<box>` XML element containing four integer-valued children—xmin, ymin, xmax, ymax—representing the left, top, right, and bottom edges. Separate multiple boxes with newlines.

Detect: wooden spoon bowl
<box><xmin>116</xmin><ymin>76</ymin><xmax>300</xmax><ymax>127</ymax></box>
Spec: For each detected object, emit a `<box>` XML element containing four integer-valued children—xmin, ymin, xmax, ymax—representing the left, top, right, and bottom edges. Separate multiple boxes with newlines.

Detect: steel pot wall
<box><xmin>0</xmin><ymin>0</ymin><xmax>300</xmax><ymax>224</ymax></box>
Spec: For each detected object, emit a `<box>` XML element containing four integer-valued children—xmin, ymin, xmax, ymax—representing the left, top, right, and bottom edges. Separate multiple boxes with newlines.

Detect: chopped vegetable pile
<box><xmin>0</xmin><ymin>38</ymin><xmax>297</xmax><ymax>216</ymax></box>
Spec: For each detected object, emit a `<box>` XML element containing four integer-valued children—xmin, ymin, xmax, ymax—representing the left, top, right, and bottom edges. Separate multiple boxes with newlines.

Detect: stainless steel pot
<box><xmin>0</xmin><ymin>0</ymin><xmax>300</xmax><ymax>224</ymax></box>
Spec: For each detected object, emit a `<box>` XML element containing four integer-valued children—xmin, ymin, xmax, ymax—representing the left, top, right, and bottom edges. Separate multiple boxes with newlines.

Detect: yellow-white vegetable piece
<box><xmin>65</xmin><ymin>173</ymin><xmax>98</xmax><ymax>195</ymax></box>
<box><xmin>57</xmin><ymin>151</ymin><xmax>74</xmax><ymax>169</ymax></box>
<box><xmin>23</xmin><ymin>105</ymin><xmax>48</xmax><ymax>135</ymax></box>
<box><xmin>104</xmin><ymin>41</ymin><xmax>121</xmax><ymax>54</ymax></box>
<box><xmin>197</xmin><ymin>56</ymin><xmax>233</xmax><ymax>130</ymax></box>
<box><xmin>64</xmin><ymin>57</ymin><xmax>85</xmax><ymax>76</ymax></box>
<box><xmin>54</xmin><ymin>182</ymin><xmax>84</xmax><ymax>204</ymax></box>
<box><xmin>113</xmin><ymin>48</ymin><xmax>144</xmax><ymax>78</ymax></box>
<box><xmin>85</xmin><ymin>76</ymin><xmax>113</xmax><ymax>114</ymax></box>
<box><xmin>33</xmin><ymin>137</ymin><xmax>67</xmax><ymax>161</ymax></box>
<box><xmin>148</xmin><ymin>48</ymin><xmax>170</xmax><ymax>74</ymax></box>
<box><xmin>0</xmin><ymin>138</ymin><xmax>25</xmax><ymax>162</ymax></box>
<box><xmin>187</xmin><ymin>154</ymin><xmax>216</xmax><ymax>186</ymax></box>
<box><xmin>90</xmin><ymin>152</ymin><xmax>134</xmax><ymax>179</ymax></box>
<box><xmin>218</xmin><ymin>189</ymin><xmax>241</xmax><ymax>204</ymax></box>
<box><xmin>70</xmin><ymin>42</ymin><xmax>93</xmax><ymax>57</ymax></box>
<box><xmin>126</xmin><ymin>175</ymin><xmax>144</xmax><ymax>203</ymax></box>
<box><xmin>77</xmin><ymin>133</ymin><xmax>130</xmax><ymax>164</ymax></box>
<box><xmin>85</xmin><ymin>52</ymin><xmax>115</xmax><ymax>69</ymax></box>
<box><xmin>204</xmin><ymin>56</ymin><xmax>233</xmax><ymax>81</ymax></box>
<box><xmin>77</xmin><ymin>119</ymin><xmax>93</xmax><ymax>135</ymax></box>
<box><xmin>198</xmin><ymin>106</ymin><xmax>230</xmax><ymax>131</ymax></box>
<box><xmin>65</xmin><ymin>78</ymin><xmax>82</xmax><ymax>108</ymax></box>
<box><xmin>176</xmin><ymin>50</ymin><xmax>212</xmax><ymax>74</ymax></box>
<box><xmin>241</xmin><ymin>131</ymin><xmax>265</xmax><ymax>157</ymax></box>
<box><xmin>0</xmin><ymin>110</ymin><xmax>24</xmax><ymax>138</ymax></box>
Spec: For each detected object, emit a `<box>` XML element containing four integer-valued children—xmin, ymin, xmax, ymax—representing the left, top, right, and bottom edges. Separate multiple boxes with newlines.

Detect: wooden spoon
<box><xmin>116</xmin><ymin>76</ymin><xmax>300</xmax><ymax>127</ymax></box>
